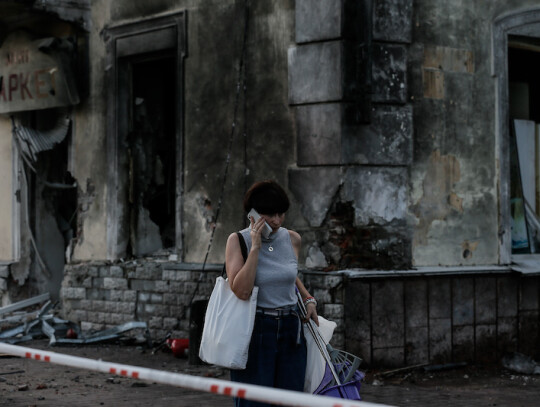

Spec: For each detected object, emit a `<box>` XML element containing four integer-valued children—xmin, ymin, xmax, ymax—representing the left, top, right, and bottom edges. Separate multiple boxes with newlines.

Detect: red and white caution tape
<box><xmin>0</xmin><ymin>342</ymin><xmax>394</xmax><ymax>407</ymax></box>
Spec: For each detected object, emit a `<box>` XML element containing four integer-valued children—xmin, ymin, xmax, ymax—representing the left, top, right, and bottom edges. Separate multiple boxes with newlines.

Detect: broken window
<box><xmin>12</xmin><ymin>107</ymin><xmax>77</xmax><ymax>299</ymax></box>
<box><xmin>508</xmin><ymin>38</ymin><xmax>540</xmax><ymax>254</ymax></box>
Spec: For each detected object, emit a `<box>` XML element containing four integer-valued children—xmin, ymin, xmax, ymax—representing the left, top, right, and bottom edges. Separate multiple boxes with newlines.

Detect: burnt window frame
<box><xmin>493</xmin><ymin>7</ymin><xmax>540</xmax><ymax>264</ymax></box>
<box><xmin>104</xmin><ymin>12</ymin><xmax>186</xmax><ymax>260</ymax></box>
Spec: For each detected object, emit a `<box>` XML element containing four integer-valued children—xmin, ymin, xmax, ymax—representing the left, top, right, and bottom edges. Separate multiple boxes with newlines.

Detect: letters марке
<box><xmin>0</xmin><ymin>68</ymin><xmax>56</xmax><ymax>102</ymax></box>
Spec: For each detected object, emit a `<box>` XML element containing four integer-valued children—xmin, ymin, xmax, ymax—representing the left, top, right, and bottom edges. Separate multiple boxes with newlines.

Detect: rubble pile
<box><xmin>0</xmin><ymin>293</ymin><xmax>149</xmax><ymax>346</ymax></box>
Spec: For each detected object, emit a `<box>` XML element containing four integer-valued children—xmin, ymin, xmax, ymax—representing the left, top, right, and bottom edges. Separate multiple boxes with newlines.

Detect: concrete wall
<box><xmin>69</xmin><ymin>0</ymin><xmax>110</xmax><ymax>260</ymax></box>
<box><xmin>181</xmin><ymin>0</ymin><xmax>296</xmax><ymax>264</ymax></box>
<box><xmin>0</xmin><ymin>117</ymin><xmax>13</xmax><ymax>261</ymax></box>
<box><xmin>61</xmin><ymin>0</ymin><xmax>298</xmax><ymax>265</ymax></box>
<box><xmin>409</xmin><ymin>0</ymin><xmax>499</xmax><ymax>266</ymax></box>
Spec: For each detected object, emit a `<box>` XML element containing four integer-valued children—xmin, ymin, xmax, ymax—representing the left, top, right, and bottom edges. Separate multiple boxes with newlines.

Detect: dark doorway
<box><xmin>126</xmin><ymin>55</ymin><xmax>176</xmax><ymax>256</ymax></box>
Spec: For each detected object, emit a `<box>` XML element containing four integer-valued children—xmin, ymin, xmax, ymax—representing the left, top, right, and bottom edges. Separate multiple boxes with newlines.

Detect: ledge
<box><xmin>66</xmin><ymin>258</ymin><xmax>540</xmax><ymax>277</ymax></box>
<box><xmin>300</xmin><ymin>265</ymin><xmax>517</xmax><ymax>278</ymax></box>
<box><xmin>510</xmin><ymin>254</ymin><xmax>540</xmax><ymax>275</ymax></box>
<box><xmin>161</xmin><ymin>262</ymin><xmax>223</xmax><ymax>272</ymax></box>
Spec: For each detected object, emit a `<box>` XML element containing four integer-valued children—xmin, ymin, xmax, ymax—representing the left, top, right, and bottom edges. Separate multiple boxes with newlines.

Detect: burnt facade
<box><xmin>0</xmin><ymin>0</ymin><xmax>539</xmax><ymax>367</ymax></box>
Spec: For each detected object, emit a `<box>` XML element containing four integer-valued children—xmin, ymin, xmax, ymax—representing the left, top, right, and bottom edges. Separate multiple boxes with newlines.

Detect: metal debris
<box><xmin>0</xmin><ymin>293</ymin><xmax>50</xmax><ymax>319</ymax></box>
<box><xmin>375</xmin><ymin>363</ymin><xmax>428</xmax><ymax>378</ymax></box>
<box><xmin>55</xmin><ymin>321</ymin><xmax>149</xmax><ymax>345</ymax></box>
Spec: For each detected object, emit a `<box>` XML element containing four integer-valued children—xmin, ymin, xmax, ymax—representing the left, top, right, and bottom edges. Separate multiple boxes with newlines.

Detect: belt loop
<box><xmin>291</xmin><ymin>307</ymin><xmax>301</xmax><ymax>345</ymax></box>
<box><xmin>296</xmin><ymin>313</ymin><xmax>301</xmax><ymax>345</ymax></box>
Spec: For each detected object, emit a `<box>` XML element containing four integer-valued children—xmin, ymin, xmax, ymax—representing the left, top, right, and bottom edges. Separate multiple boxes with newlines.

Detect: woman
<box><xmin>226</xmin><ymin>180</ymin><xmax>319</xmax><ymax>407</ymax></box>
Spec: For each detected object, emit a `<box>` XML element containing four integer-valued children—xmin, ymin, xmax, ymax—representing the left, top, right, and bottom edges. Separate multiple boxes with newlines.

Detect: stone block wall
<box><xmin>301</xmin><ymin>272</ymin><xmax>346</xmax><ymax>349</ymax></box>
<box><xmin>61</xmin><ymin>261</ymin><xmax>221</xmax><ymax>340</ymax></box>
<box><xmin>60</xmin><ymin>262</ymin><xmax>347</xmax><ymax>349</ymax></box>
<box><xmin>345</xmin><ymin>272</ymin><xmax>540</xmax><ymax>367</ymax></box>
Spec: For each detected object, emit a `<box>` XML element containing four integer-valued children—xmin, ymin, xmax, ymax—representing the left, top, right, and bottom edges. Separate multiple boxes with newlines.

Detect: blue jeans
<box><xmin>230</xmin><ymin>312</ymin><xmax>307</xmax><ymax>407</ymax></box>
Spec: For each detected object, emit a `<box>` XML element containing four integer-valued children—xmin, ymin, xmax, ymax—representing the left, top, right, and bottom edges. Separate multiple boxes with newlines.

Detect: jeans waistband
<box><xmin>256</xmin><ymin>306</ymin><xmax>297</xmax><ymax>317</ymax></box>
<box><xmin>256</xmin><ymin>306</ymin><xmax>303</xmax><ymax>345</ymax></box>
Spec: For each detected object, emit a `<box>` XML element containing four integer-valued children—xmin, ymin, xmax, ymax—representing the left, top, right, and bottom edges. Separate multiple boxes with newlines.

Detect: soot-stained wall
<box><xmin>4</xmin><ymin>0</ymin><xmax>540</xmax><ymax>300</ymax></box>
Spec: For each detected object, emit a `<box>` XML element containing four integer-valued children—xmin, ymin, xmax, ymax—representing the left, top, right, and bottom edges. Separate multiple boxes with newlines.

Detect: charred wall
<box><xmin>0</xmin><ymin>1</ymin><xmax>88</xmax><ymax>303</ymax></box>
<box><xmin>181</xmin><ymin>0</ymin><xmax>297</xmax><ymax>263</ymax></box>
<box><xmin>288</xmin><ymin>0</ymin><xmax>413</xmax><ymax>270</ymax></box>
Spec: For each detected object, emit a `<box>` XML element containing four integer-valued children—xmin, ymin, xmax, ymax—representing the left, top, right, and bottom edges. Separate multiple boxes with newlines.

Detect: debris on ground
<box><xmin>374</xmin><ymin>363</ymin><xmax>428</xmax><ymax>378</ymax></box>
<box><xmin>502</xmin><ymin>352</ymin><xmax>540</xmax><ymax>375</ymax></box>
<box><xmin>423</xmin><ymin>362</ymin><xmax>468</xmax><ymax>372</ymax></box>
<box><xmin>0</xmin><ymin>293</ymin><xmax>150</xmax><ymax>347</ymax></box>
<box><xmin>166</xmin><ymin>338</ymin><xmax>189</xmax><ymax>358</ymax></box>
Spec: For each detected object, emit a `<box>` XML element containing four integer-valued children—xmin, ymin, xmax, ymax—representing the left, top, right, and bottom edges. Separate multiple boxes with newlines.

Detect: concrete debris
<box><xmin>0</xmin><ymin>293</ymin><xmax>149</xmax><ymax>346</ymax></box>
<box><xmin>502</xmin><ymin>352</ymin><xmax>540</xmax><ymax>375</ymax></box>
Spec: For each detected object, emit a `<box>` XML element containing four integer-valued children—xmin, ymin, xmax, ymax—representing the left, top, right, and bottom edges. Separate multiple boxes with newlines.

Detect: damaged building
<box><xmin>0</xmin><ymin>0</ymin><xmax>539</xmax><ymax>367</ymax></box>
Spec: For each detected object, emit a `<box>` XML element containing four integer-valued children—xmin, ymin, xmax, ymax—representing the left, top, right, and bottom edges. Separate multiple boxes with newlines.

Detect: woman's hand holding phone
<box><xmin>249</xmin><ymin>215</ymin><xmax>265</xmax><ymax>251</ymax></box>
<box><xmin>247</xmin><ymin>208</ymin><xmax>272</xmax><ymax>238</ymax></box>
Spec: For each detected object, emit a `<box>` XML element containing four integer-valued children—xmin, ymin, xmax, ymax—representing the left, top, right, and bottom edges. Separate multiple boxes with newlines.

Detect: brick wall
<box><xmin>60</xmin><ymin>262</ymin><xmax>347</xmax><ymax>349</ymax></box>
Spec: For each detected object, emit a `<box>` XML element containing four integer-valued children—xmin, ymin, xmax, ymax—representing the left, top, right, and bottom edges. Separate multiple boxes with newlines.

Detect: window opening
<box><xmin>508</xmin><ymin>39</ymin><xmax>540</xmax><ymax>254</ymax></box>
<box><xmin>125</xmin><ymin>55</ymin><xmax>176</xmax><ymax>257</ymax></box>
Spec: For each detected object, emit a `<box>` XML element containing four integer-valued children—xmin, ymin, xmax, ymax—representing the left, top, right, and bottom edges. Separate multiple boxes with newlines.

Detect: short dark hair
<box><xmin>243</xmin><ymin>180</ymin><xmax>290</xmax><ymax>214</ymax></box>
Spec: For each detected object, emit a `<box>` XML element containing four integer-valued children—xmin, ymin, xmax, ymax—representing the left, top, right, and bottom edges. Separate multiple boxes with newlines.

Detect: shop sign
<box><xmin>0</xmin><ymin>31</ymin><xmax>79</xmax><ymax>114</ymax></box>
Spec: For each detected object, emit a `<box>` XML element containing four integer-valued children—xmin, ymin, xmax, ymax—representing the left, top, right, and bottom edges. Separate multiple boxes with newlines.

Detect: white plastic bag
<box><xmin>304</xmin><ymin>316</ymin><xmax>337</xmax><ymax>393</ymax></box>
<box><xmin>199</xmin><ymin>276</ymin><xmax>258</xmax><ymax>369</ymax></box>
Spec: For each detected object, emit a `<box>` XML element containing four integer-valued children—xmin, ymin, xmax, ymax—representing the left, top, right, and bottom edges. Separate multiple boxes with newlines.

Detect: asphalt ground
<box><xmin>0</xmin><ymin>340</ymin><xmax>539</xmax><ymax>407</ymax></box>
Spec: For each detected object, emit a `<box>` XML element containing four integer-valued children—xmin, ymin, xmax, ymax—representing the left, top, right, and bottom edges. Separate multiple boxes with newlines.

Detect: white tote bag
<box><xmin>199</xmin><ymin>276</ymin><xmax>258</xmax><ymax>369</ymax></box>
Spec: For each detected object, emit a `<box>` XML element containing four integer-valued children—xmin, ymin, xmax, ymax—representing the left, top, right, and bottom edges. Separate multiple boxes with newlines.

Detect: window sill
<box><xmin>301</xmin><ymin>265</ymin><xmax>516</xmax><ymax>278</ymax></box>
<box><xmin>511</xmin><ymin>254</ymin><xmax>540</xmax><ymax>275</ymax></box>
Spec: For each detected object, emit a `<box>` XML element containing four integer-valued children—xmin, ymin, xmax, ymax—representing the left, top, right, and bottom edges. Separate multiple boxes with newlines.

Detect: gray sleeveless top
<box><xmin>239</xmin><ymin>227</ymin><xmax>298</xmax><ymax>309</ymax></box>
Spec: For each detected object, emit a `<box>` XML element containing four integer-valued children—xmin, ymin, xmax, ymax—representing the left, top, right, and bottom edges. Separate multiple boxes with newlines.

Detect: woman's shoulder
<box><xmin>227</xmin><ymin>228</ymin><xmax>250</xmax><ymax>241</ymax></box>
<box><xmin>286</xmin><ymin>229</ymin><xmax>301</xmax><ymax>244</ymax></box>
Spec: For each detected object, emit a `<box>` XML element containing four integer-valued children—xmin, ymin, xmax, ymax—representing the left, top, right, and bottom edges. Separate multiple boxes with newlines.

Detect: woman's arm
<box><xmin>296</xmin><ymin>277</ymin><xmax>319</xmax><ymax>325</ymax></box>
<box><xmin>225</xmin><ymin>216</ymin><xmax>265</xmax><ymax>300</ymax></box>
<box><xmin>290</xmin><ymin>230</ymin><xmax>320</xmax><ymax>325</ymax></box>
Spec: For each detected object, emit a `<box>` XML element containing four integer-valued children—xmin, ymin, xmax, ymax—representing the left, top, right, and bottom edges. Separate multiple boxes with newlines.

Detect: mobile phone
<box><xmin>247</xmin><ymin>208</ymin><xmax>273</xmax><ymax>239</ymax></box>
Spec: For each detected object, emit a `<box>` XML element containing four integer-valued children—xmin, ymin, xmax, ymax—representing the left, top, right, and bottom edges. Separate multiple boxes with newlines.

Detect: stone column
<box><xmin>288</xmin><ymin>0</ymin><xmax>414</xmax><ymax>271</ymax></box>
